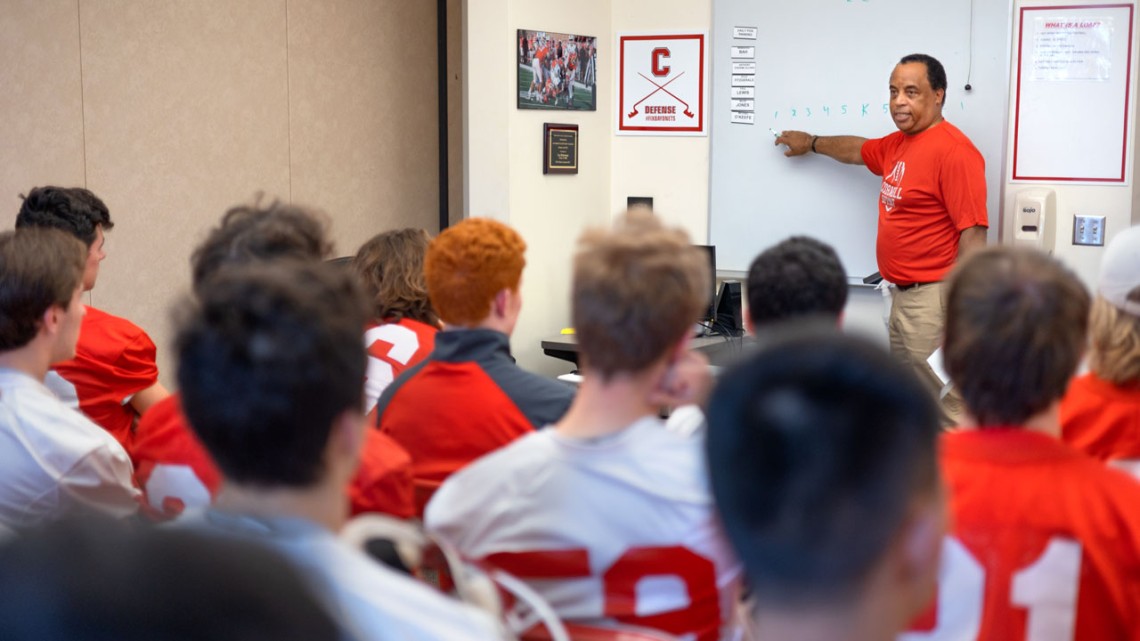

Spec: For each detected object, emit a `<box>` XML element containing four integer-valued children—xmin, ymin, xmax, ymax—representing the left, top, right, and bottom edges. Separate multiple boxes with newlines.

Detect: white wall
<box><xmin>610</xmin><ymin>1</ymin><xmax>713</xmax><ymax>243</ymax></box>
<box><xmin>465</xmin><ymin>0</ymin><xmax>613</xmax><ymax>376</ymax></box>
<box><xmin>1002</xmin><ymin>0</ymin><xmax>1140</xmax><ymax>290</ymax></box>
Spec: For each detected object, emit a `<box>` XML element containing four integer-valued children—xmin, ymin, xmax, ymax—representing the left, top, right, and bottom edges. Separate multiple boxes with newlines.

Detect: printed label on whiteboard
<box><xmin>730</xmin><ymin>111</ymin><xmax>755</xmax><ymax>125</ymax></box>
<box><xmin>733</xmin><ymin>27</ymin><xmax>758</xmax><ymax>40</ymax></box>
<box><xmin>730</xmin><ymin>46</ymin><xmax>755</xmax><ymax>59</ymax></box>
<box><xmin>731</xmin><ymin>62</ymin><xmax>757</xmax><ymax>74</ymax></box>
<box><xmin>731</xmin><ymin>75</ymin><xmax>756</xmax><ymax>87</ymax></box>
<box><xmin>731</xmin><ymin>99</ymin><xmax>754</xmax><ymax>111</ymax></box>
<box><xmin>730</xmin><ymin>86</ymin><xmax>755</xmax><ymax>98</ymax></box>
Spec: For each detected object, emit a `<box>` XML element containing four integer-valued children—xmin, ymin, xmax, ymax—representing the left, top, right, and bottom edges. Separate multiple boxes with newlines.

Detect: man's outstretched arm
<box><xmin>775</xmin><ymin>130</ymin><xmax>867</xmax><ymax>165</ymax></box>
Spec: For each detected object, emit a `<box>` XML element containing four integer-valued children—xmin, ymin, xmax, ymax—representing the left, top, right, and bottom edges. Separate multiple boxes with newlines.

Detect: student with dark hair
<box><xmin>428</xmin><ymin>211</ymin><xmax>741</xmax><ymax>641</ymax></box>
<box><xmin>176</xmin><ymin>261</ymin><xmax>499</xmax><ymax>640</ymax></box>
<box><xmin>16</xmin><ymin>186</ymin><xmax>169</xmax><ymax>450</ymax></box>
<box><xmin>928</xmin><ymin>246</ymin><xmax>1140</xmax><ymax>639</ymax></box>
<box><xmin>746</xmin><ymin>235</ymin><xmax>848</xmax><ymax>328</ymax></box>
<box><xmin>0</xmin><ymin>229</ymin><xmax>138</xmax><ymax>527</ymax></box>
<box><xmin>134</xmin><ymin>201</ymin><xmax>414</xmax><ymax>522</ymax></box>
<box><xmin>0</xmin><ymin>517</ymin><xmax>341</xmax><ymax>641</ymax></box>
<box><xmin>132</xmin><ymin>201</ymin><xmax>335</xmax><ymax>520</ymax></box>
<box><xmin>706</xmin><ymin>329</ymin><xmax>943</xmax><ymax>641</ymax></box>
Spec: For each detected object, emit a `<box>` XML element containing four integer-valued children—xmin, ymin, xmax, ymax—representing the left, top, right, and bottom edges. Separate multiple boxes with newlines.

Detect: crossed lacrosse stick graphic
<box><xmin>627</xmin><ymin>71</ymin><xmax>694</xmax><ymax>119</ymax></box>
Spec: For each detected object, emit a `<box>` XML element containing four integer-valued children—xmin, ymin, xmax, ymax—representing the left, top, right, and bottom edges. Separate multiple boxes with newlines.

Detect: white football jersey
<box><xmin>426</xmin><ymin>417</ymin><xmax>742</xmax><ymax>641</ymax></box>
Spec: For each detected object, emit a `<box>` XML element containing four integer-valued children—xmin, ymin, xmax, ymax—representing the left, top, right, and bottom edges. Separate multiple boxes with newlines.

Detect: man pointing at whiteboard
<box><xmin>776</xmin><ymin>53</ymin><xmax>987</xmax><ymax>428</ymax></box>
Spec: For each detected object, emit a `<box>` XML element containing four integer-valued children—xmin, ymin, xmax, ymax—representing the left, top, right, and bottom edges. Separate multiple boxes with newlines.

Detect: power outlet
<box><xmin>1073</xmin><ymin>215</ymin><xmax>1106</xmax><ymax>246</ymax></box>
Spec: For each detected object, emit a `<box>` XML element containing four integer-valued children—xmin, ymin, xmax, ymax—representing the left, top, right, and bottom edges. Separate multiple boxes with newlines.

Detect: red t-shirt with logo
<box><xmin>860</xmin><ymin>121</ymin><xmax>988</xmax><ymax>285</ymax></box>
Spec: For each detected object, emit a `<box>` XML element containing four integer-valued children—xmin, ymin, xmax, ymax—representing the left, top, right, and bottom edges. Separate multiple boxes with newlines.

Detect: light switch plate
<box><xmin>1073</xmin><ymin>215</ymin><xmax>1106</xmax><ymax>246</ymax></box>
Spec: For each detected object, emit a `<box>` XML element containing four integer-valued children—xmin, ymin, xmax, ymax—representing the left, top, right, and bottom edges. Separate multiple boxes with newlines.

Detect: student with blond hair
<box><xmin>1061</xmin><ymin>226</ymin><xmax>1140</xmax><ymax>476</ymax></box>
<box><xmin>349</xmin><ymin>227</ymin><xmax>439</xmax><ymax>519</ymax></box>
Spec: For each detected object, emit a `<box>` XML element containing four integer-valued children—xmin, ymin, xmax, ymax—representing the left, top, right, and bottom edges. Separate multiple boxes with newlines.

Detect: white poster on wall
<box><xmin>1031</xmin><ymin>16</ymin><xmax>1113</xmax><ymax>81</ymax></box>
<box><xmin>617</xmin><ymin>32</ymin><xmax>707</xmax><ymax>136</ymax></box>
<box><xmin>1013</xmin><ymin>4</ymin><xmax>1134</xmax><ymax>183</ymax></box>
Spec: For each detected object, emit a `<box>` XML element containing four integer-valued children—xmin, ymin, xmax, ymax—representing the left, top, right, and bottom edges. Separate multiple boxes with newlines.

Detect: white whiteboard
<box><xmin>1012</xmin><ymin>4</ymin><xmax>1134</xmax><ymax>182</ymax></box>
<box><xmin>709</xmin><ymin>0</ymin><xmax>1013</xmax><ymax>277</ymax></box>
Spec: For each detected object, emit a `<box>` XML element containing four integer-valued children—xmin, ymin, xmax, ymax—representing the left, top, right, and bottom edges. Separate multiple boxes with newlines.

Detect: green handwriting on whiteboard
<box><xmin>769</xmin><ymin>101</ymin><xmax>965</xmax><ymax>120</ymax></box>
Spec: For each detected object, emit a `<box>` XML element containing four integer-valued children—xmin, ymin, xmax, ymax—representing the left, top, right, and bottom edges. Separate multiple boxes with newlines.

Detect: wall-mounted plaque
<box><xmin>543</xmin><ymin>123</ymin><xmax>579</xmax><ymax>174</ymax></box>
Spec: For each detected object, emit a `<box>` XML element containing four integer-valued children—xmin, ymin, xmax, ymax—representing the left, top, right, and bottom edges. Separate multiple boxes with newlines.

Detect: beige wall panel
<box><xmin>79</xmin><ymin>0</ymin><xmax>291</xmax><ymax>386</ymax></box>
<box><xmin>288</xmin><ymin>0</ymin><xmax>439</xmax><ymax>258</ymax></box>
<box><xmin>0</xmin><ymin>0</ymin><xmax>86</xmax><ymax>226</ymax></box>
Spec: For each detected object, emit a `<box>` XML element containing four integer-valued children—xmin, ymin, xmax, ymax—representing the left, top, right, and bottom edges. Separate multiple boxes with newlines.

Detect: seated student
<box><xmin>0</xmin><ymin>516</ymin><xmax>341</xmax><ymax>641</ymax></box>
<box><xmin>176</xmin><ymin>261</ymin><xmax>501</xmax><ymax>640</ymax></box>
<box><xmin>354</xmin><ymin>228</ymin><xmax>441</xmax><ymax>418</ymax></box>
<box><xmin>349</xmin><ymin>228</ymin><xmax>439</xmax><ymax>518</ymax></box>
<box><xmin>0</xmin><ymin>229</ymin><xmax>138</xmax><ymax>527</ymax></box>
<box><xmin>920</xmin><ymin>246</ymin><xmax>1140</xmax><ymax>639</ymax></box>
<box><xmin>16</xmin><ymin>187</ymin><xmax>168</xmax><ymax>451</ymax></box>
<box><xmin>746</xmin><ymin>235</ymin><xmax>847</xmax><ymax>328</ymax></box>
<box><xmin>427</xmin><ymin>212</ymin><xmax>741</xmax><ymax>641</ymax></box>
<box><xmin>134</xmin><ymin>202</ymin><xmax>413</xmax><ymax>521</ymax></box>
<box><xmin>706</xmin><ymin>329</ymin><xmax>943</xmax><ymax>641</ymax></box>
<box><xmin>1061</xmin><ymin>226</ymin><xmax>1140</xmax><ymax>475</ymax></box>
<box><xmin>374</xmin><ymin>218</ymin><xmax>574</xmax><ymax>506</ymax></box>
<box><xmin>668</xmin><ymin>235</ymin><xmax>849</xmax><ymax>438</ymax></box>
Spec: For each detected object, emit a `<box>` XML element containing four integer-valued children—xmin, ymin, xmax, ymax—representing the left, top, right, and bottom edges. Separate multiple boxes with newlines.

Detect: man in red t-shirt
<box><xmin>776</xmin><ymin>54</ymin><xmax>988</xmax><ymax>427</ymax></box>
<box><xmin>899</xmin><ymin>247</ymin><xmax>1140</xmax><ymax>640</ymax></box>
<box><xmin>15</xmin><ymin>187</ymin><xmax>169</xmax><ymax>450</ymax></box>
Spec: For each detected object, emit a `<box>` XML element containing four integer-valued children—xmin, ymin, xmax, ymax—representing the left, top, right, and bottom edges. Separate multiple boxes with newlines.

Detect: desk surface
<box><xmin>541</xmin><ymin>334</ymin><xmax>749</xmax><ymax>368</ymax></box>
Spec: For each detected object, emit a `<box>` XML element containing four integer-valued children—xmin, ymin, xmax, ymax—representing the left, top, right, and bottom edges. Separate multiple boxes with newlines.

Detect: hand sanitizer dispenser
<box><xmin>1013</xmin><ymin>189</ymin><xmax>1056</xmax><ymax>253</ymax></box>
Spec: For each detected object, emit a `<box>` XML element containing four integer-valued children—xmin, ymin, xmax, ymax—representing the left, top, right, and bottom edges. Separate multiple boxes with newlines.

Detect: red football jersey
<box><xmin>903</xmin><ymin>429</ymin><xmax>1140</xmax><ymax>640</ymax></box>
<box><xmin>47</xmin><ymin>306</ymin><xmax>158</xmax><ymax>450</ymax></box>
<box><xmin>363</xmin><ymin>317</ymin><xmax>437</xmax><ymax>425</ymax></box>
<box><xmin>132</xmin><ymin>394</ymin><xmax>221</xmax><ymax>521</ymax></box>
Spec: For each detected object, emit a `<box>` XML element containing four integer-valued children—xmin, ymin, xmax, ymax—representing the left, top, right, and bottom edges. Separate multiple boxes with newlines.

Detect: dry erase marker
<box><xmin>769</xmin><ymin>128</ymin><xmax>780</xmax><ymax>138</ymax></box>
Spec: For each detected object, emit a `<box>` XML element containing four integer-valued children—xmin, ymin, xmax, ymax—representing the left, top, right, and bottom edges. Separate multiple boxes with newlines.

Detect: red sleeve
<box><xmin>939</xmin><ymin>142</ymin><xmax>989</xmax><ymax>231</ymax></box>
<box><xmin>112</xmin><ymin>331</ymin><xmax>160</xmax><ymax>401</ymax></box>
<box><xmin>861</xmin><ymin>136</ymin><xmax>888</xmax><ymax>176</ymax></box>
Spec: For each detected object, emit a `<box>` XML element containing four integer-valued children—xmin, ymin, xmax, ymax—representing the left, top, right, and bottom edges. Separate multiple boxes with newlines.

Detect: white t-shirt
<box><xmin>0</xmin><ymin>368</ymin><xmax>138</xmax><ymax>527</ymax></box>
<box><xmin>426</xmin><ymin>417</ymin><xmax>742</xmax><ymax>641</ymax></box>
<box><xmin>187</xmin><ymin>511</ymin><xmax>503</xmax><ymax>641</ymax></box>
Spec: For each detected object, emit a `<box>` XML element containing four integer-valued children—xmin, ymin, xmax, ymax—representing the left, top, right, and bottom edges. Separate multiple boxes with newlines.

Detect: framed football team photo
<box><xmin>518</xmin><ymin>29</ymin><xmax>597</xmax><ymax>111</ymax></box>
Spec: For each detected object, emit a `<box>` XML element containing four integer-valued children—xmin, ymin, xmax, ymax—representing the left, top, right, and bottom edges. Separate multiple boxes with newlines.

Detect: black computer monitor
<box><xmin>694</xmin><ymin>245</ymin><xmax>716</xmax><ymax>323</ymax></box>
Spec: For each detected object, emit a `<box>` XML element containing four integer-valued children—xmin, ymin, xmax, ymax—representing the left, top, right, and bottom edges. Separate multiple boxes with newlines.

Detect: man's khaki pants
<box><xmin>889</xmin><ymin>282</ymin><xmax>965</xmax><ymax>428</ymax></box>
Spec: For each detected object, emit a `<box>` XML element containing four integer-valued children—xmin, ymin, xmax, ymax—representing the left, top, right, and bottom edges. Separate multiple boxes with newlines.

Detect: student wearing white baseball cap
<box><xmin>1061</xmin><ymin>225</ymin><xmax>1140</xmax><ymax>477</ymax></box>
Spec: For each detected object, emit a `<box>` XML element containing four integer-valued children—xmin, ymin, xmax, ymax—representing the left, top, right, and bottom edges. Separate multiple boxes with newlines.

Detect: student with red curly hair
<box><xmin>371</xmin><ymin>218</ymin><xmax>574</xmax><ymax>514</ymax></box>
